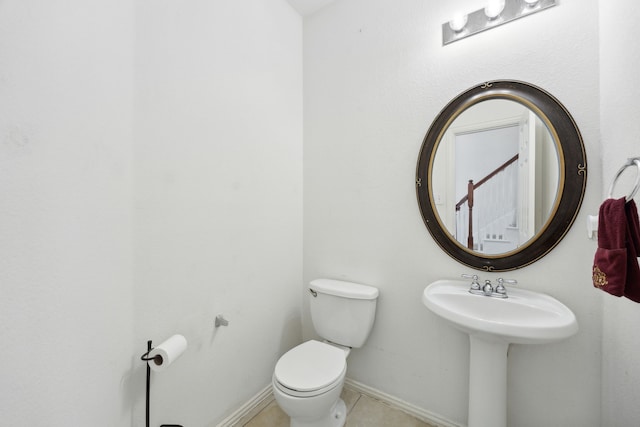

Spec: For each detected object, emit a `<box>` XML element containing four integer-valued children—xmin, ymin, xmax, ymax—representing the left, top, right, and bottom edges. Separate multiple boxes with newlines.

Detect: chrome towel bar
<box><xmin>587</xmin><ymin>157</ymin><xmax>640</xmax><ymax>239</ymax></box>
<box><xmin>607</xmin><ymin>157</ymin><xmax>640</xmax><ymax>202</ymax></box>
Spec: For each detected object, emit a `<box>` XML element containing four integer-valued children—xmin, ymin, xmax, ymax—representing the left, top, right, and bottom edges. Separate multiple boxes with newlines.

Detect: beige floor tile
<box><xmin>243</xmin><ymin>388</ymin><xmax>359</xmax><ymax>427</ymax></box>
<box><xmin>242</xmin><ymin>386</ymin><xmax>432</xmax><ymax>427</ymax></box>
<box><xmin>341</xmin><ymin>386</ymin><xmax>361</xmax><ymax>414</ymax></box>
<box><xmin>344</xmin><ymin>395</ymin><xmax>436</xmax><ymax>427</ymax></box>
<box><xmin>234</xmin><ymin>396</ymin><xmax>277</xmax><ymax>426</ymax></box>
<box><xmin>243</xmin><ymin>400</ymin><xmax>289</xmax><ymax>427</ymax></box>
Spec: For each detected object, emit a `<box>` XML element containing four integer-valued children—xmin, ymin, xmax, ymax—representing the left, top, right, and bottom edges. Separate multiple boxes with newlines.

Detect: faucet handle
<box><xmin>495</xmin><ymin>278</ymin><xmax>517</xmax><ymax>297</ymax></box>
<box><xmin>461</xmin><ymin>274</ymin><xmax>482</xmax><ymax>293</ymax></box>
<box><xmin>496</xmin><ymin>278</ymin><xmax>517</xmax><ymax>286</ymax></box>
<box><xmin>461</xmin><ymin>273</ymin><xmax>480</xmax><ymax>284</ymax></box>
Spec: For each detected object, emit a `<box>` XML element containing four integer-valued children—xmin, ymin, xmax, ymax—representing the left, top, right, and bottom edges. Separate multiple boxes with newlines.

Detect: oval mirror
<box><xmin>416</xmin><ymin>81</ymin><xmax>587</xmax><ymax>271</ymax></box>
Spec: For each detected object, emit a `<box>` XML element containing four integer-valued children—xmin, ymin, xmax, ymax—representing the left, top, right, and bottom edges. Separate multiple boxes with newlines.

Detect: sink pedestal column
<box><xmin>468</xmin><ymin>335</ymin><xmax>508</xmax><ymax>427</ymax></box>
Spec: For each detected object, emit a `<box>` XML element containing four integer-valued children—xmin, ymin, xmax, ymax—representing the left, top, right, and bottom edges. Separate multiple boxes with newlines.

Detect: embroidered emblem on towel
<box><xmin>593</xmin><ymin>266</ymin><xmax>608</xmax><ymax>288</ymax></box>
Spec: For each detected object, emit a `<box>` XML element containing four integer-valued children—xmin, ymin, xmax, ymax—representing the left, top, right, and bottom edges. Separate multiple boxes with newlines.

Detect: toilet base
<box><xmin>290</xmin><ymin>398</ymin><xmax>346</xmax><ymax>427</ymax></box>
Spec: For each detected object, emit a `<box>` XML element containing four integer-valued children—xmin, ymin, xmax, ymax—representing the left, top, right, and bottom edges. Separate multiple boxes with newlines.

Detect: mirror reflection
<box><xmin>431</xmin><ymin>100</ymin><xmax>560</xmax><ymax>255</ymax></box>
<box><xmin>416</xmin><ymin>80</ymin><xmax>586</xmax><ymax>272</ymax></box>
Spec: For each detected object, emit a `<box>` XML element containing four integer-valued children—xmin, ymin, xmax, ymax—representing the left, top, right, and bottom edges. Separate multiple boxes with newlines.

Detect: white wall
<box><xmin>0</xmin><ymin>1</ymin><xmax>135</xmax><ymax>425</ymax></box>
<box><xmin>303</xmin><ymin>0</ymin><xmax>602</xmax><ymax>426</ymax></box>
<box><xmin>600</xmin><ymin>1</ymin><xmax>640</xmax><ymax>425</ymax></box>
<box><xmin>133</xmin><ymin>1</ymin><xmax>303</xmax><ymax>426</ymax></box>
<box><xmin>0</xmin><ymin>0</ymin><xmax>302</xmax><ymax>425</ymax></box>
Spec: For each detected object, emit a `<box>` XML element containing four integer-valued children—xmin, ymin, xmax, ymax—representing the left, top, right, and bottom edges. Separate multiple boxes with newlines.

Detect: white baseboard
<box><xmin>215</xmin><ymin>384</ymin><xmax>274</xmax><ymax>427</ymax></box>
<box><xmin>344</xmin><ymin>378</ymin><xmax>462</xmax><ymax>427</ymax></box>
<box><xmin>215</xmin><ymin>378</ymin><xmax>462</xmax><ymax>427</ymax></box>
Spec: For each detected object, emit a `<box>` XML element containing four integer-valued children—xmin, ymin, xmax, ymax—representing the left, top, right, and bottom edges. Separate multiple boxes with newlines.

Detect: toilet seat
<box><xmin>274</xmin><ymin>340</ymin><xmax>346</xmax><ymax>398</ymax></box>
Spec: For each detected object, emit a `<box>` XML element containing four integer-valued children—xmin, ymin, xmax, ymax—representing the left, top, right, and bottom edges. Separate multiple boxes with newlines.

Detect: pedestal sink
<box><xmin>422</xmin><ymin>279</ymin><xmax>578</xmax><ymax>427</ymax></box>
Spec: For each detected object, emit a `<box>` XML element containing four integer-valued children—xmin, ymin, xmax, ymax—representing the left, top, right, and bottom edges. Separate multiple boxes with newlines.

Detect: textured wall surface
<box><xmin>133</xmin><ymin>1</ymin><xmax>303</xmax><ymax>425</ymax></box>
<box><xmin>303</xmin><ymin>0</ymin><xmax>602</xmax><ymax>425</ymax></box>
<box><xmin>600</xmin><ymin>0</ymin><xmax>640</xmax><ymax>425</ymax></box>
<box><xmin>0</xmin><ymin>1</ymin><xmax>135</xmax><ymax>425</ymax></box>
<box><xmin>0</xmin><ymin>1</ymin><xmax>302</xmax><ymax>425</ymax></box>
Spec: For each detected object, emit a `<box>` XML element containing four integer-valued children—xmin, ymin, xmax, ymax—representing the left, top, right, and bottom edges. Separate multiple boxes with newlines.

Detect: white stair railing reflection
<box><xmin>455</xmin><ymin>155</ymin><xmax>519</xmax><ymax>253</ymax></box>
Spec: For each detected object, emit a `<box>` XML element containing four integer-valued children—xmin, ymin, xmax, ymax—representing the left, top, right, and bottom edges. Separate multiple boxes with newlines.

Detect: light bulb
<box><xmin>484</xmin><ymin>0</ymin><xmax>506</xmax><ymax>19</ymax></box>
<box><xmin>449</xmin><ymin>14</ymin><xmax>468</xmax><ymax>32</ymax></box>
<box><xmin>524</xmin><ymin>0</ymin><xmax>540</xmax><ymax>5</ymax></box>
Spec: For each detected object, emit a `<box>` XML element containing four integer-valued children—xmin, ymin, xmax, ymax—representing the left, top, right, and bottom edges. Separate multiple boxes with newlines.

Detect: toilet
<box><xmin>272</xmin><ymin>278</ymin><xmax>379</xmax><ymax>427</ymax></box>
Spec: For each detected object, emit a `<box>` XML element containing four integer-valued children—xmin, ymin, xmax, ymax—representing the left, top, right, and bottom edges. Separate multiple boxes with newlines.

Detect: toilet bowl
<box><xmin>272</xmin><ymin>340</ymin><xmax>348</xmax><ymax>427</ymax></box>
<box><xmin>272</xmin><ymin>279</ymin><xmax>379</xmax><ymax>427</ymax></box>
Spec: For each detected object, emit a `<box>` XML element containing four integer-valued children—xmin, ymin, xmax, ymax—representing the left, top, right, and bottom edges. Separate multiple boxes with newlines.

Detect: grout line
<box><xmin>345</xmin><ymin>378</ymin><xmax>462</xmax><ymax>427</ymax></box>
<box><xmin>346</xmin><ymin>390</ymin><xmax>362</xmax><ymax>417</ymax></box>
<box><xmin>222</xmin><ymin>380</ymin><xmax>459</xmax><ymax>427</ymax></box>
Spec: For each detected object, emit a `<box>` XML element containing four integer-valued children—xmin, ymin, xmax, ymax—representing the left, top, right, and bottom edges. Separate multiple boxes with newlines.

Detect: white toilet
<box><xmin>272</xmin><ymin>278</ymin><xmax>379</xmax><ymax>427</ymax></box>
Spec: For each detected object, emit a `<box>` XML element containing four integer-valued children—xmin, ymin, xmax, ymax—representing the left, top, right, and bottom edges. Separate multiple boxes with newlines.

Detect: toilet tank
<box><xmin>309</xmin><ymin>278</ymin><xmax>379</xmax><ymax>348</ymax></box>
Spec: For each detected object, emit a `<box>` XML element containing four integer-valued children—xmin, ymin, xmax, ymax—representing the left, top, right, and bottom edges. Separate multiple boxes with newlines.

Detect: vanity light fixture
<box><xmin>442</xmin><ymin>0</ymin><xmax>557</xmax><ymax>45</ymax></box>
<box><xmin>449</xmin><ymin>14</ymin><xmax>468</xmax><ymax>32</ymax></box>
<box><xmin>484</xmin><ymin>0</ymin><xmax>506</xmax><ymax>20</ymax></box>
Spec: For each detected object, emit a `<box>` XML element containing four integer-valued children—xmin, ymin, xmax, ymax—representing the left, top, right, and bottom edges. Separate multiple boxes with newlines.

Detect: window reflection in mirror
<box><xmin>431</xmin><ymin>100</ymin><xmax>559</xmax><ymax>255</ymax></box>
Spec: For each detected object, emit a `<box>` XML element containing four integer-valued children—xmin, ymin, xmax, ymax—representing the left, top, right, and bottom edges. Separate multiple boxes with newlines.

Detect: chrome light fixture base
<box><xmin>442</xmin><ymin>0</ymin><xmax>557</xmax><ymax>45</ymax></box>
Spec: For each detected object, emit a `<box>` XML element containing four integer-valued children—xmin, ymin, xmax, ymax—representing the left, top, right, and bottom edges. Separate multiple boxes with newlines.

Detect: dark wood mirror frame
<box><xmin>416</xmin><ymin>81</ymin><xmax>587</xmax><ymax>272</ymax></box>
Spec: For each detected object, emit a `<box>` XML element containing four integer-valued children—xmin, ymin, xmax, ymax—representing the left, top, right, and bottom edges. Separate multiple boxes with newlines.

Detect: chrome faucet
<box><xmin>461</xmin><ymin>274</ymin><xmax>483</xmax><ymax>295</ymax></box>
<box><xmin>461</xmin><ymin>274</ymin><xmax>517</xmax><ymax>298</ymax></box>
<box><xmin>482</xmin><ymin>280</ymin><xmax>494</xmax><ymax>296</ymax></box>
<box><xmin>494</xmin><ymin>278</ymin><xmax>517</xmax><ymax>298</ymax></box>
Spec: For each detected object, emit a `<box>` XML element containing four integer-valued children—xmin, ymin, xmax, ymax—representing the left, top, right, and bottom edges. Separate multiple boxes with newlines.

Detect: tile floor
<box><xmin>239</xmin><ymin>385</ymin><xmax>436</xmax><ymax>427</ymax></box>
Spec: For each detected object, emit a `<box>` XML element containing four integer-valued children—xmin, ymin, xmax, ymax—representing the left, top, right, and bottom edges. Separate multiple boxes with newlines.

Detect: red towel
<box><xmin>623</xmin><ymin>200</ymin><xmax>640</xmax><ymax>302</ymax></box>
<box><xmin>592</xmin><ymin>198</ymin><xmax>627</xmax><ymax>296</ymax></box>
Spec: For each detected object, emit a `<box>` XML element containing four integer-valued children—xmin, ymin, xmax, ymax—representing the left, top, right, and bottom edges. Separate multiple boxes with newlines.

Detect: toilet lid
<box><xmin>274</xmin><ymin>340</ymin><xmax>346</xmax><ymax>393</ymax></box>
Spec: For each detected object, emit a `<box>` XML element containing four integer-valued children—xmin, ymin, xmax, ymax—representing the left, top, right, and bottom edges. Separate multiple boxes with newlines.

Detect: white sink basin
<box><xmin>422</xmin><ymin>279</ymin><xmax>578</xmax><ymax>427</ymax></box>
<box><xmin>422</xmin><ymin>279</ymin><xmax>578</xmax><ymax>344</ymax></box>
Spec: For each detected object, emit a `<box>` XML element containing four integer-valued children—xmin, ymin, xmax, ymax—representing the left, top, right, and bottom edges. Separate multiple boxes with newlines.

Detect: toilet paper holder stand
<box><xmin>140</xmin><ymin>340</ymin><xmax>184</xmax><ymax>427</ymax></box>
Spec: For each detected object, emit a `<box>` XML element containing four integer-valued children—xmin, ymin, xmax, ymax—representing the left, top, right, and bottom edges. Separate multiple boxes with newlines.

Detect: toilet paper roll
<box><xmin>148</xmin><ymin>334</ymin><xmax>187</xmax><ymax>373</ymax></box>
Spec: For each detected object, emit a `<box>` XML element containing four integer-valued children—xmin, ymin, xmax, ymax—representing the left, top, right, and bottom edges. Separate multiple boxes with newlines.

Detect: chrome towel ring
<box><xmin>607</xmin><ymin>157</ymin><xmax>640</xmax><ymax>202</ymax></box>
